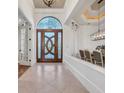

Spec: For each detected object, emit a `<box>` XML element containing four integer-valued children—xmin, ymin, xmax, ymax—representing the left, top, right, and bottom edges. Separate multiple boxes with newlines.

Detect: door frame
<box><xmin>36</xmin><ymin>29</ymin><xmax>63</xmax><ymax>63</ymax></box>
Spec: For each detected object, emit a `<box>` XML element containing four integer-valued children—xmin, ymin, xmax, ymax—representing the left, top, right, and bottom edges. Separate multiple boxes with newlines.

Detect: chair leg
<box><xmin>101</xmin><ymin>62</ymin><xmax>104</xmax><ymax>67</ymax></box>
<box><xmin>90</xmin><ymin>59</ymin><xmax>93</xmax><ymax>64</ymax></box>
<box><xmin>94</xmin><ymin>60</ymin><xmax>96</xmax><ymax>65</ymax></box>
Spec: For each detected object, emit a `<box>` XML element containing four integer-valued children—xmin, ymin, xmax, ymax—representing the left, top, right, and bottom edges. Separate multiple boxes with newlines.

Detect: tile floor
<box><xmin>19</xmin><ymin>63</ymin><xmax>89</xmax><ymax>93</ymax></box>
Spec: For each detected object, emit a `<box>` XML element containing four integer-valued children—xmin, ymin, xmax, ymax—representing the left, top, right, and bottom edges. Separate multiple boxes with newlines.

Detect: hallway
<box><xmin>19</xmin><ymin>63</ymin><xmax>89</xmax><ymax>93</ymax></box>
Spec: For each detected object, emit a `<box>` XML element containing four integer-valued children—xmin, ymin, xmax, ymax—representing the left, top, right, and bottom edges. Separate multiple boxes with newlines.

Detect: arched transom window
<box><xmin>37</xmin><ymin>16</ymin><xmax>62</xmax><ymax>29</ymax></box>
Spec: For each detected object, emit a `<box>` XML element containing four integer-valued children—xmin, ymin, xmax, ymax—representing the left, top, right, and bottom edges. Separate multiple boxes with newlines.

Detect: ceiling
<box><xmin>83</xmin><ymin>6</ymin><xmax>105</xmax><ymax>20</ymax></box>
<box><xmin>91</xmin><ymin>0</ymin><xmax>105</xmax><ymax>10</ymax></box>
<box><xmin>80</xmin><ymin>0</ymin><xmax>105</xmax><ymax>24</ymax></box>
<box><xmin>33</xmin><ymin>0</ymin><xmax>66</xmax><ymax>8</ymax></box>
<box><xmin>32</xmin><ymin>0</ymin><xmax>105</xmax><ymax>25</ymax></box>
<box><xmin>71</xmin><ymin>0</ymin><xmax>105</xmax><ymax>25</ymax></box>
<box><xmin>83</xmin><ymin>0</ymin><xmax>105</xmax><ymax>20</ymax></box>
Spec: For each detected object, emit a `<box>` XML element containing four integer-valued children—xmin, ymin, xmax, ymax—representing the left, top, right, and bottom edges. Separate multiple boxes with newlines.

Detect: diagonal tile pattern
<box><xmin>19</xmin><ymin>63</ymin><xmax>89</xmax><ymax>93</ymax></box>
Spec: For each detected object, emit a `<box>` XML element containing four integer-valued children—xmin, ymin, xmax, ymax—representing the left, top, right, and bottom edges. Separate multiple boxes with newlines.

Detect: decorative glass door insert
<box><xmin>44</xmin><ymin>32</ymin><xmax>55</xmax><ymax>59</ymax></box>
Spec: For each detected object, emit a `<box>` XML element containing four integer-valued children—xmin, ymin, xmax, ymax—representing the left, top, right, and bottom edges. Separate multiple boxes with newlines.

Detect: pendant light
<box><xmin>90</xmin><ymin>0</ymin><xmax>105</xmax><ymax>41</ymax></box>
<box><xmin>43</xmin><ymin>0</ymin><xmax>56</xmax><ymax>7</ymax></box>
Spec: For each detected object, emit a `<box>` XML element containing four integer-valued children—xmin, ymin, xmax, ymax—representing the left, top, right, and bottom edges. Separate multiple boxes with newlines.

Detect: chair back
<box><xmin>93</xmin><ymin>51</ymin><xmax>104</xmax><ymax>67</ymax></box>
<box><xmin>84</xmin><ymin>50</ymin><xmax>92</xmax><ymax>62</ymax></box>
<box><xmin>79</xmin><ymin>50</ymin><xmax>85</xmax><ymax>60</ymax></box>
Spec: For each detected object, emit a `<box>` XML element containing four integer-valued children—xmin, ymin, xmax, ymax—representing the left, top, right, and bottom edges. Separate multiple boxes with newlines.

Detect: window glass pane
<box><xmin>51</xmin><ymin>38</ymin><xmax>54</xmax><ymax>44</ymax></box>
<box><xmin>38</xmin><ymin>32</ymin><xmax>41</xmax><ymax>59</ymax></box>
<box><xmin>45</xmin><ymin>48</ymin><xmax>48</xmax><ymax>54</ymax></box>
<box><xmin>37</xmin><ymin>17</ymin><xmax>62</xmax><ymax>29</ymax></box>
<box><xmin>51</xmin><ymin>47</ymin><xmax>54</xmax><ymax>54</ymax></box>
<box><xmin>58</xmin><ymin>32</ymin><xmax>61</xmax><ymax>59</ymax></box>
<box><xmin>45</xmin><ymin>32</ymin><xmax>54</xmax><ymax>37</ymax></box>
<box><xmin>45</xmin><ymin>53</ymin><xmax>54</xmax><ymax>59</ymax></box>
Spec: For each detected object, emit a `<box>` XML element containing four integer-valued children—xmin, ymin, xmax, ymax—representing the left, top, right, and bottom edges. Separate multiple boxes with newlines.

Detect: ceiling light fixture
<box><xmin>43</xmin><ymin>0</ymin><xmax>56</xmax><ymax>7</ymax></box>
<box><xmin>71</xmin><ymin>21</ymin><xmax>79</xmax><ymax>32</ymax></box>
<box><xmin>90</xmin><ymin>0</ymin><xmax>105</xmax><ymax>41</ymax></box>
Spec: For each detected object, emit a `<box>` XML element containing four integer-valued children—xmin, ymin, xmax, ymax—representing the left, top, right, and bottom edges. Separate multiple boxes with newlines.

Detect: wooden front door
<box><xmin>37</xmin><ymin>29</ymin><xmax>63</xmax><ymax>63</ymax></box>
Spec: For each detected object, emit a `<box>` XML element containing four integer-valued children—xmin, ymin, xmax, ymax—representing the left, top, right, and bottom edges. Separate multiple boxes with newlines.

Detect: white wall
<box><xmin>78</xmin><ymin>25</ymin><xmax>105</xmax><ymax>52</ymax></box>
<box><xmin>64</xmin><ymin>0</ymin><xmax>79</xmax><ymax>23</ymax></box>
<box><xmin>63</xmin><ymin>0</ymin><xmax>105</xmax><ymax>54</ymax></box>
<box><xmin>34</xmin><ymin>9</ymin><xmax>65</xmax><ymax>26</ymax></box>
<box><xmin>63</xmin><ymin>24</ymin><xmax>74</xmax><ymax>55</ymax></box>
<box><xmin>62</xmin><ymin>23</ymin><xmax>105</xmax><ymax>57</ymax></box>
<box><xmin>18</xmin><ymin>0</ymin><xmax>34</xmax><ymax>25</ymax></box>
<box><xmin>18</xmin><ymin>0</ymin><xmax>35</xmax><ymax>66</ymax></box>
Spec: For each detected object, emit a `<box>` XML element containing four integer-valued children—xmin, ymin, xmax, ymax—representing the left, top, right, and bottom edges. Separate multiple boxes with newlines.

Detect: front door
<box><xmin>37</xmin><ymin>29</ymin><xmax>63</xmax><ymax>63</ymax></box>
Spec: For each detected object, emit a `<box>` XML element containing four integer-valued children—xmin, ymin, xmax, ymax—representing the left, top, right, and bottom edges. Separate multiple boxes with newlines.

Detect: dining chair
<box><xmin>79</xmin><ymin>50</ymin><xmax>86</xmax><ymax>60</ymax></box>
<box><xmin>84</xmin><ymin>50</ymin><xmax>92</xmax><ymax>63</ymax></box>
<box><xmin>93</xmin><ymin>51</ymin><xmax>104</xmax><ymax>67</ymax></box>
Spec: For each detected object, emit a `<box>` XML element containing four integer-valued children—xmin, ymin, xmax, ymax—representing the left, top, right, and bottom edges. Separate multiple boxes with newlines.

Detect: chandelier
<box><xmin>43</xmin><ymin>0</ymin><xmax>56</xmax><ymax>7</ymax></box>
<box><xmin>90</xmin><ymin>0</ymin><xmax>105</xmax><ymax>41</ymax></box>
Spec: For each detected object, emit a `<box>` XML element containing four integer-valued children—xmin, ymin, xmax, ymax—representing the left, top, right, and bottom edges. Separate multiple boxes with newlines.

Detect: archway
<box><xmin>36</xmin><ymin>16</ymin><xmax>63</xmax><ymax>63</ymax></box>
